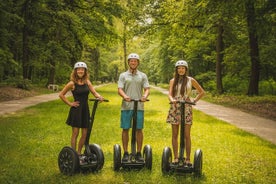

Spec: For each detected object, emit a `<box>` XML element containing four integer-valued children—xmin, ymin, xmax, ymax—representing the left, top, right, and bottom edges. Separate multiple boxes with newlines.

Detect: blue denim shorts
<box><xmin>120</xmin><ymin>110</ymin><xmax>144</xmax><ymax>129</ymax></box>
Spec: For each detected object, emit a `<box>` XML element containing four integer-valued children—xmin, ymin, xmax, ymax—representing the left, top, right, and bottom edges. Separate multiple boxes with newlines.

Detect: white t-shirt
<box><xmin>118</xmin><ymin>70</ymin><xmax>150</xmax><ymax>110</ymax></box>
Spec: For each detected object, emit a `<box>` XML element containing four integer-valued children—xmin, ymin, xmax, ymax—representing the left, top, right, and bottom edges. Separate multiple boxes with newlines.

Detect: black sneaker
<box><xmin>122</xmin><ymin>152</ymin><xmax>129</xmax><ymax>162</ymax></box>
<box><xmin>136</xmin><ymin>152</ymin><xmax>144</xmax><ymax>162</ymax></box>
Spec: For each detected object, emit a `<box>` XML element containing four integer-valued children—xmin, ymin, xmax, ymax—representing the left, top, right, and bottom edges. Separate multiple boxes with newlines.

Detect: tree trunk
<box><xmin>216</xmin><ymin>23</ymin><xmax>224</xmax><ymax>94</ymax></box>
<box><xmin>246</xmin><ymin>0</ymin><xmax>260</xmax><ymax>96</ymax></box>
<box><xmin>123</xmin><ymin>24</ymin><xmax>128</xmax><ymax>70</ymax></box>
<box><xmin>22</xmin><ymin>1</ymin><xmax>31</xmax><ymax>80</ymax></box>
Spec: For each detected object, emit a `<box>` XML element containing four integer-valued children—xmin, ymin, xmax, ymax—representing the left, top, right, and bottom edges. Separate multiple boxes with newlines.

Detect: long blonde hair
<box><xmin>70</xmin><ymin>68</ymin><xmax>89</xmax><ymax>84</ymax></box>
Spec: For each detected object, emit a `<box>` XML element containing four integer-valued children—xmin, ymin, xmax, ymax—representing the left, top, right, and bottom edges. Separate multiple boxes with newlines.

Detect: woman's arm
<box><xmin>87</xmin><ymin>80</ymin><xmax>103</xmax><ymax>100</ymax></box>
<box><xmin>168</xmin><ymin>79</ymin><xmax>175</xmax><ymax>102</ymax></box>
<box><xmin>191</xmin><ymin>77</ymin><xmax>205</xmax><ymax>103</ymax></box>
<box><xmin>59</xmin><ymin>81</ymin><xmax>77</xmax><ymax>107</ymax></box>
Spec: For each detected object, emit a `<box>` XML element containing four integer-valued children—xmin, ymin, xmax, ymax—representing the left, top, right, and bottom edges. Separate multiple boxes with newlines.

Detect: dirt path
<box><xmin>0</xmin><ymin>85</ymin><xmax>275</xmax><ymax>145</ymax></box>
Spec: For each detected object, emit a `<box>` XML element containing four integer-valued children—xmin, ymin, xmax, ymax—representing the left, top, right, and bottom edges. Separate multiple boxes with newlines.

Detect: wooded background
<box><xmin>0</xmin><ymin>0</ymin><xmax>275</xmax><ymax>96</ymax></box>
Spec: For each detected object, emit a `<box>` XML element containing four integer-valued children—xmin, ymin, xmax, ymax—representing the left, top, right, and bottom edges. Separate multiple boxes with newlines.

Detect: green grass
<box><xmin>0</xmin><ymin>84</ymin><xmax>275</xmax><ymax>184</ymax></box>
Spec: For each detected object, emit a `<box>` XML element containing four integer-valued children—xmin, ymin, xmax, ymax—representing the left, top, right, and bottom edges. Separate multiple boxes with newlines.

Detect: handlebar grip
<box><xmin>89</xmin><ymin>99</ymin><xmax>109</xmax><ymax>102</ymax></box>
<box><xmin>129</xmin><ymin>99</ymin><xmax>150</xmax><ymax>102</ymax></box>
<box><xmin>169</xmin><ymin>100</ymin><xmax>195</xmax><ymax>105</ymax></box>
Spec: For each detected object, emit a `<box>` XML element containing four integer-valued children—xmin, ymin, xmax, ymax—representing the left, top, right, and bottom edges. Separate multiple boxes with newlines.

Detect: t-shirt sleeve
<box><xmin>143</xmin><ymin>73</ymin><xmax>150</xmax><ymax>88</ymax></box>
<box><xmin>118</xmin><ymin>73</ymin><xmax>125</xmax><ymax>88</ymax></box>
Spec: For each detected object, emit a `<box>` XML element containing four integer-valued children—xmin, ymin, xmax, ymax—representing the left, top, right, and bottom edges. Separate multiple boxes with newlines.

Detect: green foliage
<box><xmin>0</xmin><ymin>0</ymin><xmax>275</xmax><ymax>96</ymax></box>
<box><xmin>195</xmin><ymin>71</ymin><xmax>216</xmax><ymax>91</ymax></box>
<box><xmin>16</xmin><ymin>78</ymin><xmax>32</xmax><ymax>90</ymax></box>
<box><xmin>223</xmin><ymin>75</ymin><xmax>248</xmax><ymax>94</ymax></box>
<box><xmin>259</xmin><ymin>78</ymin><xmax>276</xmax><ymax>95</ymax></box>
<box><xmin>1</xmin><ymin>77</ymin><xmax>32</xmax><ymax>90</ymax></box>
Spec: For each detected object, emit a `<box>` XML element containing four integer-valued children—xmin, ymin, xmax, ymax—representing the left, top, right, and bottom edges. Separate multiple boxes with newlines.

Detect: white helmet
<box><xmin>127</xmin><ymin>53</ymin><xmax>140</xmax><ymax>61</ymax></box>
<box><xmin>74</xmin><ymin>61</ymin><xmax>87</xmax><ymax>69</ymax></box>
<box><xmin>175</xmin><ymin>60</ymin><xmax>188</xmax><ymax>68</ymax></box>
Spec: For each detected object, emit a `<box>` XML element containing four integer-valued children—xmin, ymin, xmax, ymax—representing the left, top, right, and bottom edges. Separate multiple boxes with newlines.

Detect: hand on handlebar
<box><xmin>123</xmin><ymin>96</ymin><xmax>149</xmax><ymax>102</ymax></box>
<box><xmin>97</xmin><ymin>96</ymin><xmax>104</xmax><ymax>102</ymax></box>
<box><xmin>170</xmin><ymin>99</ymin><xmax>196</xmax><ymax>105</ymax></box>
<box><xmin>123</xmin><ymin>96</ymin><xmax>131</xmax><ymax>102</ymax></box>
<box><xmin>140</xmin><ymin>96</ymin><xmax>147</xmax><ymax>102</ymax></box>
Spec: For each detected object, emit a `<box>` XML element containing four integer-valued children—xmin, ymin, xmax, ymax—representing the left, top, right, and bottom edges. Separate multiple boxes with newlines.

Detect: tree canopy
<box><xmin>0</xmin><ymin>0</ymin><xmax>275</xmax><ymax>95</ymax></box>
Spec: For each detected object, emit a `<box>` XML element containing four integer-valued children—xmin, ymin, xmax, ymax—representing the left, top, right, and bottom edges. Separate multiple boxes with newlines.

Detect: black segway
<box><xmin>162</xmin><ymin>100</ymin><xmax>202</xmax><ymax>176</ymax></box>
<box><xmin>113</xmin><ymin>99</ymin><xmax>152</xmax><ymax>171</ymax></box>
<box><xmin>58</xmin><ymin>98</ymin><xmax>109</xmax><ymax>175</ymax></box>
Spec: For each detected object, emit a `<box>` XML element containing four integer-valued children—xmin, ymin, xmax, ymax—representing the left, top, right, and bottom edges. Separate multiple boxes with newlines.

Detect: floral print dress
<box><xmin>166</xmin><ymin>77</ymin><xmax>193</xmax><ymax>125</ymax></box>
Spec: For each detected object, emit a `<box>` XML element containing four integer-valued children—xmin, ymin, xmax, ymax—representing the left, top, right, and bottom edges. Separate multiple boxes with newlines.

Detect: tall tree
<box><xmin>245</xmin><ymin>0</ymin><xmax>260</xmax><ymax>95</ymax></box>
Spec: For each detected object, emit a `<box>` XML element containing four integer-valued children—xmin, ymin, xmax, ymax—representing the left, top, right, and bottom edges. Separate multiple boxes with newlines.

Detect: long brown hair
<box><xmin>172</xmin><ymin>66</ymin><xmax>188</xmax><ymax>97</ymax></box>
<box><xmin>70</xmin><ymin>68</ymin><xmax>89</xmax><ymax>84</ymax></box>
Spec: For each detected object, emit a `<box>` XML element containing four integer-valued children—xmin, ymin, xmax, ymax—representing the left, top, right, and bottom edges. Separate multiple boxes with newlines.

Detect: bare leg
<box><xmin>185</xmin><ymin>124</ymin><xmax>191</xmax><ymax>162</ymax></box>
<box><xmin>77</xmin><ymin>128</ymin><xmax>87</xmax><ymax>155</ymax></box>
<box><xmin>136</xmin><ymin>129</ymin><xmax>143</xmax><ymax>152</ymax></box>
<box><xmin>172</xmin><ymin>124</ymin><xmax>179</xmax><ymax>161</ymax></box>
<box><xmin>71</xmin><ymin>127</ymin><xmax>79</xmax><ymax>152</ymax></box>
<box><xmin>122</xmin><ymin>129</ymin><xmax>129</xmax><ymax>152</ymax></box>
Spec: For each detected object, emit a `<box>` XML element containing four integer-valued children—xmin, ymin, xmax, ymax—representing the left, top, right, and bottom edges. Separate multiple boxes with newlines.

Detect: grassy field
<box><xmin>0</xmin><ymin>84</ymin><xmax>275</xmax><ymax>184</ymax></box>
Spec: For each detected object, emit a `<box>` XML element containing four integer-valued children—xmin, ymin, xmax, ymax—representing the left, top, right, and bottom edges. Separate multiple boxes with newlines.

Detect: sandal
<box><xmin>185</xmin><ymin>159</ymin><xmax>192</xmax><ymax>166</ymax></box>
<box><xmin>172</xmin><ymin>158</ymin><xmax>179</xmax><ymax>164</ymax></box>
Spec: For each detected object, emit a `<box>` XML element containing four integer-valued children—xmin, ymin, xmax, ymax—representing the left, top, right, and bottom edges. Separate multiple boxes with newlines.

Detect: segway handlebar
<box><xmin>130</xmin><ymin>98</ymin><xmax>150</xmax><ymax>102</ymax></box>
<box><xmin>89</xmin><ymin>98</ymin><xmax>109</xmax><ymax>102</ymax></box>
<box><xmin>170</xmin><ymin>100</ymin><xmax>195</xmax><ymax>105</ymax></box>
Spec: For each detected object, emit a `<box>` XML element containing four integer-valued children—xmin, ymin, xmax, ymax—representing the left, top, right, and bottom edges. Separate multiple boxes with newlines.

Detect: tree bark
<box><xmin>22</xmin><ymin>1</ymin><xmax>31</xmax><ymax>80</ymax></box>
<box><xmin>123</xmin><ymin>24</ymin><xmax>128</xmax><ymax>70</ymax></box>
<box><xmin>246</xmin><ymin>0</ymin><xmax>260</xmax><ymax>96</ymax></box>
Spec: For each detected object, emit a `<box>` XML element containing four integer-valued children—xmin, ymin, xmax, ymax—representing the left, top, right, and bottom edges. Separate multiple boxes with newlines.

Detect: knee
<box><xmin>122</xmin><ymin>129</ymin><xmax>129</xmax><ymax>134</ymax></box>
<box><xmin>136</xmin><ymin>129</ymin><xmax>143</xmax><ymax>134</ymax></box>
<box><xmin>72</xmin><ymin>131</ymin><xmax>79</xmax><ymax>138</ymax></box>
<box><xmin>81</xmin><ymin>133</ymin><xmax>87</xmax><ymax>140</ymax></box>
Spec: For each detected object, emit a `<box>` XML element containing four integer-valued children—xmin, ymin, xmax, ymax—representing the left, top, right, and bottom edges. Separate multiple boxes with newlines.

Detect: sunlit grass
<box><xmin>0</xmin><ymin>83</ymin><xmax>275</xmax><ymax>184</ymax></box>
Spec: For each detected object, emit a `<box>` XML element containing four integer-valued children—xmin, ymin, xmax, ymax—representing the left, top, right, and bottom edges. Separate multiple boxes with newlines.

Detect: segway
<box><xmin>113</xmin><ymin>99</ymin><xmax>152</xmax><ymax>171</ymax></box>
<box><xmin>58</xmin><ymin>98</ymin><xmax>109</xmax><ymax>175</ymax></box>
<box><xmin>162</xmin><ymin>100</ymin><xmax>202</xmax><ymax>176</ymax></box>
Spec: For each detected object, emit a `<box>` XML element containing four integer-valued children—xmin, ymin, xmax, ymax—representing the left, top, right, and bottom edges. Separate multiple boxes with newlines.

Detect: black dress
<box><xmin>66</xmin><ymin>83</ymin><xmax>90</xmax><ymax>128</ymax></box>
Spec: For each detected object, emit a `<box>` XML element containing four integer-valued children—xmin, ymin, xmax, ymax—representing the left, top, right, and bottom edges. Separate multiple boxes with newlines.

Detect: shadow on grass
<box><xmin>161</xmin><ymin>172</ymin><xmax>207</xmax><ymax>183</ymax></box>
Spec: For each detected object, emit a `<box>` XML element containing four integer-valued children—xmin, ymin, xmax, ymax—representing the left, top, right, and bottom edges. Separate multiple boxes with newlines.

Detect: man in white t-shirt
<box><xmin>118</xmin><ymin>53</ymin><xmax>150</xmax><ymax>162</ymax></box>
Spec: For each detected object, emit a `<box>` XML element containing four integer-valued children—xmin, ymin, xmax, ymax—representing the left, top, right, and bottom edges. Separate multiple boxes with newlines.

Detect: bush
<box><xmin>223</xmin><ymin>75</ymin><xmax>248</xmax><ymax>94</ymax></box>
<box><xmin>259</xmin><ymin>78</ymin><xmax>276</xmax><ymax>95</ymax></box>
<box><xmin>195</xmin><ymin>71</ymin><xmax>216</xmax><ymax>91</ymax></box>
<box><xmin>16</xmin><ymin>79</ymin><xmax>32</xmax><ymax>90</ymax></box>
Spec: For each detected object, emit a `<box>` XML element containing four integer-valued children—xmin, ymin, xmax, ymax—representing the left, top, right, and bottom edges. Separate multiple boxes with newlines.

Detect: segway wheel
<box><xmin>58</xmin><ymin>146</ymin><xmax>80</xmax><ymax>175</ymax></box>
<box><xmin>161</xmin><ymin>147</ymin><xmax>172</xmax><ymax>174</ymax></box>
<box><xmin>84</xmin><ymin>144</ymin><xmax>104</xmax><ymax>171</ymax></box>
<box><xmin>143</xmin><ymin>144</ymin><xmax>152</xmax><ymax>170</ymax></box>
<box><xmin>193</xmin><ymin>149</ymin><xmax>203</xmax><ymax>176</ymax></box>
<box><xmin>113</xmin><ymin>144</ymin><xmax>121</xmax><ymax>171</ymax></box>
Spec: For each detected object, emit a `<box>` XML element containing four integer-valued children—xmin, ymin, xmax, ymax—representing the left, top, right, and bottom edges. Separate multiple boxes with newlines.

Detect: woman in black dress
<box><xmin>59</xmin><ymin>61</ymin><xmax>104</xmax><ymax>157</ymax></box>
